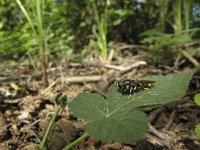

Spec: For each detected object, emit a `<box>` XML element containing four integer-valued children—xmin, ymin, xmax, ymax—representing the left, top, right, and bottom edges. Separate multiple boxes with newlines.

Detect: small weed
<box><xmin>16</xmin><ymin>0</ymin><xmax>48</xmax><ymax>85</ymax></box>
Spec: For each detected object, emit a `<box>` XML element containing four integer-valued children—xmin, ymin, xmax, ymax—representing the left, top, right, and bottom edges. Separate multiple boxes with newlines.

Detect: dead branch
<box><xmin>104</xmin><ymin>61</ymin><xmax>147</xmax><ymax>73</ymax></box>
<box><xmin>178</xmin><ymin>48</ymin><xmax>200</xmax><ymax>67</ymax></box>
<box><xmin>64</xmin><ymin>75</ymin><xmax>104</xmax><ymax>84</ymax></box>
<box><xmin>110</xmin><ymin>42</ymin><xmax>150</xmax><ymax>51</ymax></box>
<box><xmin>41</xmin><ymin>80</ymin><xmax>58</xmax><ymax>95</ymax></box>
<box><xmin>147</xmin><ymin>123</ymin><xmax>172</xmax><ymax>149</ymax></box>
<box><xmin>165</xmin><ymin>110</ymin><xmax>176</xmax><ymax>130</ymax></box>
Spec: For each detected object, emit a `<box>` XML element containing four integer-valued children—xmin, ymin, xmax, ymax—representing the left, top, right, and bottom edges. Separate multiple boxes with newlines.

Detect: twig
<box><xmin>65</xmin><ymin>75</ymin><xmax>103</xmax><ymax>84</ymax></box>
<box><xmin>175</xmin><ymin>136</ymin><xmax>199</xmax><ymax>142</ymax></box>
<box><xmin>104</xmin><ymin>61</ymin><xmax>147</xmax><ymax>73</ymax></box>
<box><xmin>165</xmin><ymin>110</ymin><xmax>176</xmax><ymax>130</ymax></box>
<box><xmin>179</xmin><ymin>39</ymin><xmax>200</xmax><ymax>48</ymax></box>
<box><xmin>178</xmin><ymin>48</ymin><xmax>200</xmax><ymax>67</ymax></box>
<box><xmin>110</xmin><ymin>42</ymin><xmax>150</xmax><ymax>51</ymax></box>
<box><xmin>147</xmin><ymin>124</ymin><xmax>172</xmax><ymax>149</ymax></box>
<box><xmin>0</xmin><ymin>75</ymin><xmax>31</xmax><ymax>82</ymax></box>
<box><xmin>92</xmin><ymin>86</ymin><xmax>107</xmax><ymax>98</ymax></box>
<box><xmin>41</xmin><ymin>80</ymin><xmax>58</xmax><ymax>95</ymax></box>
<box><xmin>108</xmin><ymin>48</ymin><xmax>114</xmax><ymax>62</ymax></box>
<box><xmin>149</xmin><ymin>107</ymin><xmax>164</xmax><ymax>124</ymax></box>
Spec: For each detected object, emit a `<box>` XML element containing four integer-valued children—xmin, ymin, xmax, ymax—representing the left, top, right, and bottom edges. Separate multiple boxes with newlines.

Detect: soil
<box><xmin>0</xmin><ymin>52</ymin><xmax>200</xmax><ymax>150</ymax></box>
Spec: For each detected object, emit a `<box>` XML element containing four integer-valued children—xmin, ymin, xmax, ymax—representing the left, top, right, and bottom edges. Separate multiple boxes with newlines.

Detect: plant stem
<box><xmin>93</xmin><ymin>0</ymin><xmax>108</xmax><ymax>61</ymax></box>
<box><xmin>39</xmin><ymin>106</ymin><xmax>62</xmax><ymax>149</ymax></box>
<box><xmin>159</xmin><ymin>0</ymin><xmax>168</xmax><ymax>31</ymax></box>
<box><xmin>173</xmin><ymin>0</ymin><xmax>182</xmax><ymax>34</ymax></box>
<box><xmin>184</xmin><ymin>0</ymin><xmax>191</xmax><ymax>35</ymax></box>
<box><xmin>35</xmin><ymin>0</ymin><xmax>48</xmax><ymax>86</ymax></box>
<box><xmin>62</xmin><ymin>132</ymin><xmax>90</xmax><ymax>150</ymax></box>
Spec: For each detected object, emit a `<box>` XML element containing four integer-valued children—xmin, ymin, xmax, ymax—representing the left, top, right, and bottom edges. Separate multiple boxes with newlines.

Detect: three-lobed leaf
<box><xmin>69</xmin><ymin>72</ymin><xmax>193</xmax><ymax>143</ymax></box>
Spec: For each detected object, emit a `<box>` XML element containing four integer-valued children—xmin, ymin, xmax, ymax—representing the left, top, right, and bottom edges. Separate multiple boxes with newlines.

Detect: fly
<box><xmin>116</xmin><ymin>79</ymin><xmax>155</xmax><ymax>95</ymax></box>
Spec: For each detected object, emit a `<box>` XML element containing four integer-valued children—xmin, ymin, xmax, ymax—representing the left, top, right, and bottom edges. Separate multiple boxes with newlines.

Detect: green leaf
<box><xmin>69</xmin><ymin>93</ymin><xmax>108</xmax><ymax>121</ymax></box>
<box><xmin>194</xmin><ymin>93</ymin><xmax>200</xmax><ymax>106</ymax></box>
<box><xmin>195</xmin><ymin>124</ymin><xmax>200</xmax><ymax>139</ymax></box>
<box><xmin>106</xmin><ymin>72</ymin><xmax>193</xmax><ymax>112</ymax></box>
<box><xmin>69</xmin><ymin>72</ymin><xmax>193</xmax><ymax>143</ymax></box>
<box><xmin>86</xmin><ymin>111</ymin><xmax>147</xmax><ymax>143</ymax></box>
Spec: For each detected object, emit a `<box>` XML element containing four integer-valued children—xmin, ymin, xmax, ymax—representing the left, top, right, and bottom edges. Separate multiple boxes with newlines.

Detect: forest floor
<box><xmin>0</xmin><ymin>49</ymin><xmax>200</xmax><ymax>150</ymax></box>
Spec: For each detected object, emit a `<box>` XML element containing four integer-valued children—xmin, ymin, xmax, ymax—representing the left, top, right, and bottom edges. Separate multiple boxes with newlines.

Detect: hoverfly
<box><xmin>116</xmin><ymin>79</ymin><xmax>155</xmax><ymax>95</ymax></box>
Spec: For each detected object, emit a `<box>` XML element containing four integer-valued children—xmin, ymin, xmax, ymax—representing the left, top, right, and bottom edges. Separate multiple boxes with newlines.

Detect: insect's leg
<box><xmin>133</xmin><ymin>84</ymin><xmax>138</xmax><ymax>91</ymax></box>
<box><xmin>128</xmin><ymin>87</ymin><xmax>134</xmax><ymax>98</ymax></box>
<box><xmin>138</xmin><ymin>83</ymin><xmax>144</xmax><ymax>90</ymax></box>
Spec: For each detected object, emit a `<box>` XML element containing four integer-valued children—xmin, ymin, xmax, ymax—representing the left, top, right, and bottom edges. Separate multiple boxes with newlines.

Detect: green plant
<box><xmin>16</xmin><ymin>0</ymin><xmax>48</xmax><ymax>85</ymax></box>
<box><xmin>39</xmin><ymin>93</ymin><xmax>69</xmax><ymax>150</ymax></box>
<box><xmin>184</xmin><ymin>0</ymin><xmax>191</xmax><ymax>35</ymax></box>
<box><xmin>140</xmin><ymin>0</ymin><xmax>199</xmax><ymax>63</ymax></box>
<box><xmin>39</xmin><ymin>72</ymin><xmax>192</xmax><ymax>149</ymax></box>
<box><xmin>140</xmin><ymin>27</ymin><xmax>200</xmax><ymax>62</ymax></box>
<box><xmin>92</xmin><ymin>0</ymin><xmax>108</xmax><ymax>61</ymax></box>
<box><xmin>156</xmin><ymin>0</ymin><xmax>192</xmax><ymax>34</ymax></box>
<box><xmin>0</xmin><ymin>0</ymin><xmax>34</xmax><ymax>57</ymax></box>
<box><xmin>68</xmin><ymin>72</ymin><xmax>192</xmax><ymax>145</ymax></box>
<box><xmin>173</xmin><ymin>0</ymin><xmax>182</xmax><ymax>34</ymax></box>
<box><xmin>194</xmin><ymin>93</ymin><xmax>200</xmax><ymax>139</ymax></box>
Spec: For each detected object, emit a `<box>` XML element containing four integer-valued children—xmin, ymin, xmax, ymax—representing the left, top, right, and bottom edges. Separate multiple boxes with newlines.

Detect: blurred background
<box><xmin>1</xmin><ymin>0</ymin><xmax>200</xmax><ymax>64</ymax></box>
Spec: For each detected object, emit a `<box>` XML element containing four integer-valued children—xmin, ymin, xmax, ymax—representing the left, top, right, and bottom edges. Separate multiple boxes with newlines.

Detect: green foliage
<box><xmin>140</xmin><ymin>28</ymin><xmax>198</xmax><ymax>61</ymax></box>
<box><xmin>0</xmin><ymin>0</ymin><xmax>33</xmax><ymax>56</ymax></box>
<box><xmin>1</xmin><ymin>0</ymin><xmax>200</xmax><ymax>62</ymax></box>
<box><xmin>173</xmin><ymin>0</ymin><xmax>182</xmax><ymax>34</ymax></box>
<box><xmin>156</xmin><ymin>0</ymin><xmax>192</xmax><ymax>34</ymax></box>
<box><xmin>45</xmin><ymin>1</ymin><xmax>160</xmax><ymax>59</ymax></box>
<box><xmin>107</xmin><ymin>8</ymin><xmax>133</xmax><ymax>26</ymax></box>
<box><xmin>92</xmin><ymin>0</ymin><xmax>108</xmax><ymax>61</ymax></box>
<box><xmin>194</xmin><ymin>93</ymin><xmax>200</xmax><ymax>139</ymax></box>
<box><xmin>16</xmin><ymin>0</ymin><xmax>49</xmax><ymax>83</ymax></box>
<box><xmin>195</xmin><ymin>124</ymin><xmax>200</xmax><ymax>139</ymax></box>
<box><xmin>141</xmin><ymin>29</ymin><xmax>192</xmax><ymax>48</ymax></box>
<box><xmin>140</xmin><ymin>0</ymin><xmax>200</xmax><ymax>62</ymax></box>
<box><xmin>69</xmin><ymin>72</ymin><xmax>193</xmax><ymax>143</ymax></box>
<box><xmin>195</xmin><ymin>93</ymin><xmax>200</xmax><ymax>139</ymax></box>
<box><xmin>86</xmin><ymin>110</ymin><xmax>147</xmax><ymax>142</ymax></box>
<box><xmin>194</xmin><ymin>93</ymin><xmax>200</xmax><ymax>106</ymax></box>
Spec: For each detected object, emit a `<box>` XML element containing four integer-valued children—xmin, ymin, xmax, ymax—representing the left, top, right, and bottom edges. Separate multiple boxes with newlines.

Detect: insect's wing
<box><xmin>138</xmin><ymin>80</ymin><xmax>155</xmax><ymax>89</ymax></box>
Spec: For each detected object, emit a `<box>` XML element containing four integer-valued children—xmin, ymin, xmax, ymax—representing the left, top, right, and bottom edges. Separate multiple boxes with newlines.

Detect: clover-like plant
<box><xmin>68</xmin><ymin>72</ymin><xmax>193</xmax><ymax>145</ymax></box>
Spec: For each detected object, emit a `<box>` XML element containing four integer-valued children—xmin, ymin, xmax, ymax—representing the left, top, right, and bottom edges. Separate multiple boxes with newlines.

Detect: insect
<box><xmin>116</xmin><ymin>79</ymin><xmax>155</xmax><ymax>95</ymax></box>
